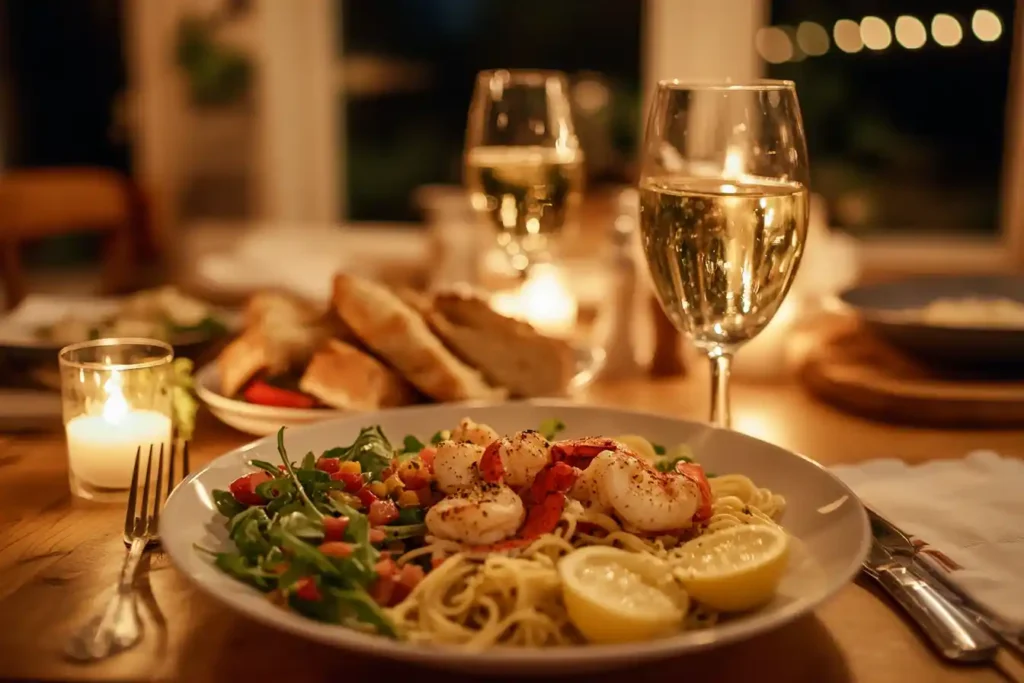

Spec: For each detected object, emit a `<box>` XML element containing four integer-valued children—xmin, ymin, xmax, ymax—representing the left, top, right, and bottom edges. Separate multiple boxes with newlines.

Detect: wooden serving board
<box><xmin>798</xmin><ymin>318</ymin><xmax>1024</xmax><ymax>428</ymax></box>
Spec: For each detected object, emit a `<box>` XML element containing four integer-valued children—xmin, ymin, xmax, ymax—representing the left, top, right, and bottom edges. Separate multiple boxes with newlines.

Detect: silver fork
<box><xmin>66</xmin><ymin>441</ymin><xmax>190</xmax><ymax>662</ymax></box>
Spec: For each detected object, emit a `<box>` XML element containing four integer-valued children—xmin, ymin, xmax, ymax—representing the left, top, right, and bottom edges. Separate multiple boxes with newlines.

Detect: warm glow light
<box><xmin>932</xmin><ymin>14</ymin><xmax>963</xmax><ymax>47</ymax></box>
<box><xmin>972</xmin><ymin>9</ymin><xmax>1003</xmax><ymax>42</ymax></box>
<box><xmin>490</xmin><ymin>264</ymin><xmax>578</xmax><ymax>338</ymax></box>
<box><xmin>860</xmin><ymin>16</ymin><xmax>893</xmax><ymax>50</ymax></box>
<box><xmin>755</xmin><ymin>26</ymin><xmax>793</xmax><ymax>64</ymax></box>
<box><xmin>101</xmin><ymin>371</ymin><xmax>129</xmax><ymax>424</ymax></box>
<box><xmin>723</xmin><ymin>147</ymin><xmax>744</xmax><ymax>178</ymax></box>
<box><xmin>796</xmin><ymin>21</ymin><xmax>830</xmax><ymax>56</ymax></box>
<box><xmin>894</xmin><ymin>15</ymin><xmax>928</xmax><ymax>49</ymax></box>
<box><xmin>833</xmin><ymin>19</ymin><xmax>864</xmax><ymax>53</ymax></box>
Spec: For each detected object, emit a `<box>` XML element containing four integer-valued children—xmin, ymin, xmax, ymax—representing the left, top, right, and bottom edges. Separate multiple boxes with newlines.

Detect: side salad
<box><xmin>206</xmin><ymin>425</ymin><xmax>446</xmax><ymax>637</ymax></box>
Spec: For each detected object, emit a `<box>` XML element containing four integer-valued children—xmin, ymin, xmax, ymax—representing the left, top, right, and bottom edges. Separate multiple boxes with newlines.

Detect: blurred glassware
<box><xmin>638</xmin><ymin>80</ymin><xmax>810</xmax><ymax>428</ymax></box>
<box><xmin>464</xmin><ymin>69</ymin><xmax>584</xmax><ymax>276</ymax></box>
<box><xmin>414</xmin><ymin>185</ymin><xmax>482</xmax><ymax>291</ymax></box>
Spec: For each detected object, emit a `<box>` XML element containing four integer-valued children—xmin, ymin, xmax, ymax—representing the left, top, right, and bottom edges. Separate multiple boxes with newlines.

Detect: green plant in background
<box><xmin>176</xmin><ymin>16</ymin><xmax>252</xmax><ymax>108</ymax></box>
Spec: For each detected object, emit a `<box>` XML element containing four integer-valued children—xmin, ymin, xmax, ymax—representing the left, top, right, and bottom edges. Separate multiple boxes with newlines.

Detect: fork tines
<box><xmin>125</xmin><ymin>441</ymin><xmax>191</xmax><ymax>543</ymax></box>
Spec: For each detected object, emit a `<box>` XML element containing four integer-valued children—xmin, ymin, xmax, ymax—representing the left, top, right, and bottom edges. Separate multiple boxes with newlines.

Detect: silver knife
<box><xmin>863</xmin><ymin>509</ymin><xmax>998</xmax><ymax>661</ymax></box>
<box><xmin>868</xmin><ymin>507</ymin><xmax>1024</xmax><ymax>660</ymax></box>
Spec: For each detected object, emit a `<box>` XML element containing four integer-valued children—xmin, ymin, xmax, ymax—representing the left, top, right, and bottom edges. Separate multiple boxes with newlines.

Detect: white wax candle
<box><xmin>66</xmin><ymin>410</ymin><xmax>172</xmax><ymax>489</ymax></box>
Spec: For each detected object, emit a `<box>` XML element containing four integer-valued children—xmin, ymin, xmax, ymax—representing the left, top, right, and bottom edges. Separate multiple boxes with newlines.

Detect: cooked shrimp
<box><xmin>425</xmin><ymin>482</ymin><xmax>525</xmax><ymax>546</ymax></box>
<box><xmin>432</xmin><ymin>440</ymin><xmax>484</xmax><ymax>494</ymax></box>
<box><xmin>589</xmin><ymin>450</ymin><xmax>701</xmax><ymax>533</ymax></box>
<box><xmin>480</xmin><ymin>430</ymin><xmax>552</xmax><ymax>487</ymax></box>
<box><xmin>450</xmin><ymin>418</ymin><xmax>500</xmax><ymax>447</ymax></box>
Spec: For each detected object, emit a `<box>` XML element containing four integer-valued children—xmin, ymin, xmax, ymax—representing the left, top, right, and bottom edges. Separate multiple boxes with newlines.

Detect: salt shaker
<box><xmin>595</xmin><ymin>190</ymin><xmax>643</xmax><ymax>380</ymax></box>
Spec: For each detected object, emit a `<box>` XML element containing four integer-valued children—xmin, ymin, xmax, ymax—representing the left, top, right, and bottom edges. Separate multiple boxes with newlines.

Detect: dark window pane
<box><xmin>338</xmin><ymin>0</ymin><xmax>642</xmax><ymax>222</ymax></box>
<box><xmin>766</xmin><ymin>0</ymin><xmax>1014</xmax><ymax>235</ymax></box>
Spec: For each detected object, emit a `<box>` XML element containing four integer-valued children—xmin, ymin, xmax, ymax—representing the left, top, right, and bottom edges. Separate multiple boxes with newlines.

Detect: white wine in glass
<box><xmin>465</xmin><ymin>70</ymin><xmax>584</xmax><ymax>272</ymax></box>
<box><xmin>638</xmin><ymin>81</ymin><xmax>810</xmax><ymax>429</ymax></box>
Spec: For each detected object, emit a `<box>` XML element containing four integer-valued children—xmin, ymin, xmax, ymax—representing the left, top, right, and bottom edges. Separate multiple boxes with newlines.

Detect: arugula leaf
<box><xmin>233</xmin><ymin>516</ymin><xmax>272</xmax><ymax>559</ymax></box>
<box><xmin>321</xmin><ymin>446</ymin><xmax>345</xmax><ymax>459</ymax></box>
<box><xmin>329</xmin><ymin>500</ymin><xmax>379</xmax><ymax>581</ymax></box>
<box><xmin>270</xmin><ymin>528</ymin><xmax>340</xmax><ymax>577</ymax></box>
<box><xmin>538</xmin><ymin>418</ymin><xmax>566</xmax><ymax>441</ymax></box>
<box><xmin>329</xmin><ymin>586</ymin><xmax>398</xmax><ymax>638</ymax></box>
<box><xmin>277</xmin><ymin>510</ymin><xmax>326</xmax><ymax>542</ymax></box>
<box><xmin>384</xmin><ymin>523</ymin><xmax>427</xmax><ymax>540</ymax></box>
<box><xmin>255</xmin><ymin>477</ymin><xmax>291</xmax><ymax>502</ymax></box>
<box><xmin>653</xmin><ymin>443</ymin><xmax>667</xmax><ymax>456</ymax></box>
<box><xmin>429</xmin><ymin>430</ymin><xmax>446</xmax><ymax>445</ymax></box>
<box><xmin>213</xmin><ymin>489</ymin><xmax>246</xmax><ymax>518</ymax></box>
<box><xmin>344</xmin><ymin>426</ymin><xmax>395</xmax><ymax>479</ymax></box>
<box><xmin>248</xmin><ymin>459</ymin><xmax>281</xmax><ymax>477</ymax></box>
<box><xmin>395</xmin><ymin>507</ymin><xmax>425</xmax><ymax>525</ymax></box>
<box><xmin>276</xmin><ymin>428</ymin><xmax>323</xmax><ymax>519</ymax></box>
<box><xmin>301</xmin><ymin>451</ymin><xmax>317</xmax><ymax>471</ymax></box>
<box><xmin>228</xmin><ymin>506</ymin><xmax>270</xmax><ymax>537</ymax></box>
<box><xmin>402</xmin><ymin>435</ymin><xmax>426</xmax><ymax>454</ymax></box>
<box><xmin>215</xmin><ymin>553</ymin><xmax>276</xmax><ymax>590</ymax></box>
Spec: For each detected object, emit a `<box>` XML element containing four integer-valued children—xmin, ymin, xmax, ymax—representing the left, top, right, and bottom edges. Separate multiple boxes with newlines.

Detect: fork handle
<box><xmin>876</xmin><ymin>564</ymin><xmax>998</xmax><ymax>662</ymax></box>
<box><xmin>65</xmin><ymin>537</ymin><xmax>147</xmax><ymax>662</ymax></box>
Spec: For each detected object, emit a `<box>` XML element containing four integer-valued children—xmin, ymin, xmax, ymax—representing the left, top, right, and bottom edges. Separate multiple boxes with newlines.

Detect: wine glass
<box><xmin>464</xmin><ymin>69</ymin><xmax>584</xmax><ymax>275</ymax></box>
<box><xmin>638</xmin><ymin>80</ymin><xmax>810</xmax><ymax>429</ymax></box>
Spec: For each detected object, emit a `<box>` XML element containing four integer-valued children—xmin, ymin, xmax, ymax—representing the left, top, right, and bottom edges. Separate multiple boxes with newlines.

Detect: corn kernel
<box><xmin>339</xmin><ymin>461</ymin><xmax>362</xmax><ymax>474</ymax></box>
<box><xmin>397</xmin><ymin>490</ymin><xmax>421</xmax><ymax>508</ymax></box>
<box><xmin>329</xmin><ymin>490</ymin><xmax>361</xmax><ymax>508</ymax></box>
<box><xmin>384</xmin><ymin>475</ymin><xmax>404</xmax><ymax>495</ymax></box>
<box><xmin>368</xmin><ymin>481</ymin><xmax>388</xmax><ymax>498</ymax></box>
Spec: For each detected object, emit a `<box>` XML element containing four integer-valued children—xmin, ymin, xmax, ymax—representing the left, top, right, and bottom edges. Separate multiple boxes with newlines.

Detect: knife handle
<box><xmin>876</xmin><ymin>564</ymin><xmax>998</xmax><ymax>662</ymax></box>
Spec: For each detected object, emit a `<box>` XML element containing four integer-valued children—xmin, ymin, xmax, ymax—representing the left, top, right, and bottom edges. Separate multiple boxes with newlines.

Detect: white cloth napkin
<box><xmin>832</xmin><ymin>451</ymin><xmax>1024</xmax><ymax>629</ymax></box>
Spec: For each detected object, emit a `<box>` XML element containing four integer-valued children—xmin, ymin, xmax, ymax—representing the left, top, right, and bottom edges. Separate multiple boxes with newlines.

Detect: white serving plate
<box><xmin>194</xmin><ymin>346</ymin><xmax>605</xmax><ymax>436</ymax></box>
<box><xmin>162</xmin><ymin>401</ymin><xmax>869</xmax><ymax>675</ymax></box>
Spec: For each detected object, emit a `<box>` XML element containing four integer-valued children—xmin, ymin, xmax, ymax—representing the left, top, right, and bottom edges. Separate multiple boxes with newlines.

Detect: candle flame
<box><xmin>490</xmin><ymin>264</ymin><xmax>577</xmax><ymax>337</ymax></box>
<box><xmin>102</xmin><ymin>371</ymin><xmax>129</xmax><ymax>424</ymax></box>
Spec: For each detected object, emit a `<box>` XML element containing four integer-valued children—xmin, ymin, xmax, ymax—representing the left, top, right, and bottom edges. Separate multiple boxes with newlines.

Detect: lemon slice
<box><xmin>673</xmin><ymin>523</ymin><xmax>790</xmax><ymax>613</ymax></box>
<box><xmin>559</xmin><ymin>546</ymin><xmax>684</xmax><ymax>644</ymax></box>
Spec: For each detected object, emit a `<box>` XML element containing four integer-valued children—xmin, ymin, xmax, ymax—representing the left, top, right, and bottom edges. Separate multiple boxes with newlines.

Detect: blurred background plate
<box><xmin>832</xmin><ymin>275</ymin><xmax>1024</xmax><ymax>370</ymax></box>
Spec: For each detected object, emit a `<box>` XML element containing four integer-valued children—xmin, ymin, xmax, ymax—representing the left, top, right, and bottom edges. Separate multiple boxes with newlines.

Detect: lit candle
<box><xmin>65</xmin><ymin>371</ymin><xmax>172</xmax><ymax>489</ymax></box>
<box><xmin>490</xmin><ymin>264</ymin><xmax>578</xmax><ymax>338</ymax></box>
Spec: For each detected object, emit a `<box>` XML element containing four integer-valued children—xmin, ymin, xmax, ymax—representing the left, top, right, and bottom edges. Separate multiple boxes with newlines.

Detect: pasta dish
<box><xmin>204</xmin><ymin>417</ymin><xmax>788</xmax><ymax>648</ymax></box>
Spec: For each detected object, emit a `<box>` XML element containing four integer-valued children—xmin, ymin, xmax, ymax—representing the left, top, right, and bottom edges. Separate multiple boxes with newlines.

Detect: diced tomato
<box><xmin>278</xmin><ymin>465</ymin><xmax>287</xmax><ymax>473</ymax></box>
<box><xmin>374</xmin><ymin>557</ymin><xmax>399</xmax><ymax>578</ymax></box>
<box><xmin>330</xmin><ymin>471</ymin><xmax>364</xmax><ymax>493</ymax></box>
<box><xmin>368</xmin><ymin>499</ymin><xmax>399</xmax><ymax>526</ymax></box>
<box><xmin>268</xmin><ymin>561</ymin><xmax>290</xmax><ymax>575</ymax></box>
<box><xmin>356</xmin><ymin>487</ymin><xmax>379</xmax><ymax>509</ymax></box>
<box><xmin>294</xmin><ymin>577</ymin><xmax>321</xmax><ymax>601</ymax></box>
<box><xmin>397</xmin><ymin>458</ymin><xmax>431</xmax><ymax>490</ymax></box>
<box><xmin>369</xmin><ymin>576</ymin><xmax>396</xmax><ymax>606</ymax></box>
<box><xmin>393</xmin><ymin>563</ymin><xmax>425</xmax><ymax>603</ymax></box>
<box><xmin>414</xmin><ymin>487</ymin><xmax>434</xmax><ymax>507</ymax></box>
<box><xmin>321</xmin><ymin>515</ymin><xmax>349</xmax><ymax>542</ymax></box>
<box><xmin>368</xmin><ymin>528</ymin><xmax>386</xmax><ymax>544</ymax></box>
<box><xmin>316</xmin><ymin>458</ymin><xmax>341</xmax><ymax>474</ymax></box>
<box><xmin>243</xmin><ymin>380</ymin><xmax>316</xmax><ymax>409</ymax></box>
<box><xmin>229</xmin><ymin>471</ymin><xmax>272</xmax><ymax>506</ymax></box>
<box><xmin>417</xmin><ymin>447</ymin><xmax>436</xmax><ymax>472</ymax></box>
<box><xmin>318</xmin><ymin>541</ymin><xmax>354</xmax><ymax>558</ymax></box>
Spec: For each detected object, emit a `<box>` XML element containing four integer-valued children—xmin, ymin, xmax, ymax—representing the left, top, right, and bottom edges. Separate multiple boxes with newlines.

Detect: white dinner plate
<box><xmin>162</xmin><ymin>401</ymin><xmax>870</xmax><ymax>675</ymax></box>
<box><xmin>194</xmin><ymin>345</ymin><xmax>606</xmax><ymax>436</ymax></box>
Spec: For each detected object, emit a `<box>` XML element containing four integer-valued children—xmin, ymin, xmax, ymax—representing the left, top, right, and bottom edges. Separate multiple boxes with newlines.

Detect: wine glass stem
<box><xmin>709</xmin><ymin>352</ymin><xmax>733</xmax><ymax>429</ymax></box>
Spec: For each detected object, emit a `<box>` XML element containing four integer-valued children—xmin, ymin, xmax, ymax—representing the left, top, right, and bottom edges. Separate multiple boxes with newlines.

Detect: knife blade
<box><xmin>867</xmin><ymin>507</ymin><xmax>1024</xmax><ymax>660</ymax></box>
<box><xmin>863</xmin><ymin>508</ymin><xmax>998</xmax><ymax>661</ymax></box>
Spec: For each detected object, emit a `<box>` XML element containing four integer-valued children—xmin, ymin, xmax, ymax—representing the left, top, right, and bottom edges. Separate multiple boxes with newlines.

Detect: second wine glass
<box><xmin>638</xmin><ymin>80</ymin><xmax>810</xmax><ymax>429</ymax></box>
<box><xmin>464</xmin><ymin>69</ymin><xmax>584</xmax><ymax>274</ymax></box>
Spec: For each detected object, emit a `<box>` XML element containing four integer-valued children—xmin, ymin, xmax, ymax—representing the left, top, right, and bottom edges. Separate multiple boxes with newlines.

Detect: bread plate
<box><xmin>195</xmin><ymin>345</ymin><xmax>605</xmax><ymax>436</ymax></box>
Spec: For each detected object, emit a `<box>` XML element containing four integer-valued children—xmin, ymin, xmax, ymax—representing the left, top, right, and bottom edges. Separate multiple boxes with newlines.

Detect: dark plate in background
<box><xmin>832</xmin><ymin>275</ymin><xmax>1024</xmax><ymax>371</ymax></box>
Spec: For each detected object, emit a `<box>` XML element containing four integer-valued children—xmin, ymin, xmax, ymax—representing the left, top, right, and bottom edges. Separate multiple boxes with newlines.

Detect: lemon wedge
<box><xmin>559</xmin><ymin>546</ymin><xmax>684</xmax><ymax>644</ymax></box>
<box><xmin>673</xmin><ymin>523</ymin><xmax>790</xmax><ymax>613</ymax></box>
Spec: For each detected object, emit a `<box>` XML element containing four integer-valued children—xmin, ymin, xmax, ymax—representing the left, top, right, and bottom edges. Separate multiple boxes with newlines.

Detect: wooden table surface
<box><xmin>2</xmin><ymin>372</ymin><xmax>1022</xmax><ymax>683</ymax></box>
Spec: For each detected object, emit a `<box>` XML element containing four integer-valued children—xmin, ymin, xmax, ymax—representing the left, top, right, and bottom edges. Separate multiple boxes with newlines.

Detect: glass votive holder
<box><xmin>59</xmin><ymin>338</ymin><xmax>174</xmax><ymax>502</ymax></box>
